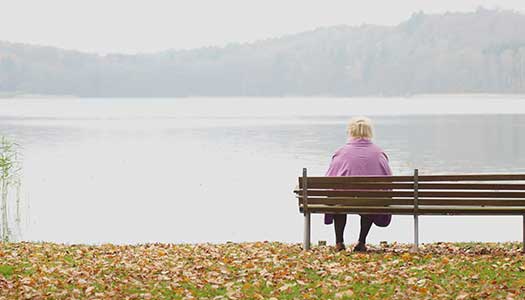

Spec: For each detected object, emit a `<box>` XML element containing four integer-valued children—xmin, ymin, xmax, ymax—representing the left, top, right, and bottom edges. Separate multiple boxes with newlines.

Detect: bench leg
<box><xmin>522</xmin><ymin>215</ymin><xmax>525</xmax><ymax>254</ymax></box>
<box><xmin>303</xmin><ymin>213</ymin><xmax>311</xmax><ymax>250</ymax></box>
<box><xmin>413</xmin><ymin>215</ymin><xmax>419</xmax><ymax>251</ymax></box>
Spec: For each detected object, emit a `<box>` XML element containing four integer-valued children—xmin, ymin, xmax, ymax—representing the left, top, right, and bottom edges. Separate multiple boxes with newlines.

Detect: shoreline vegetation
<box><xmin>0</xmin><ymin>242</ymin><xmax>524</xmax><ymax>299</ymax></box>
<box><xmin>0</xmin><ymin>136</ymin><xmax>22</xmax><ymax>243</ymax></box>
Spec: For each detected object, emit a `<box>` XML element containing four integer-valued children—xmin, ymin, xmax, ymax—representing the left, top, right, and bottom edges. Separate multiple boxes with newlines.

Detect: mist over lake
<box><xmin>1</xmin><ymin>96</ymin><xmax>524</xmax><ymax>245</ymax></box>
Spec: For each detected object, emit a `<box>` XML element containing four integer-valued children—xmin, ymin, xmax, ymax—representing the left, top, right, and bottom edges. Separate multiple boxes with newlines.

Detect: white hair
<box><xmin>347</xmin><ymin>116</ymin><xmax>373</xmax><ymax>139</ymax></box>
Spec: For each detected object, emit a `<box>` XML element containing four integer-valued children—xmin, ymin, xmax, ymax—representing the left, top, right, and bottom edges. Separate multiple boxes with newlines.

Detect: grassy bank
<box><xmin>0</xmin><ymin>242</ymin><xmax>524</xmax><ymax>299</ymax></box>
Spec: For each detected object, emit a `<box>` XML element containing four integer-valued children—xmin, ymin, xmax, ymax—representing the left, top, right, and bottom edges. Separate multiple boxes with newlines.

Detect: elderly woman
<box><xmin>325</xmin><ymin>116</ymin><xmax>392</xmax><ymax>252</ymax></box>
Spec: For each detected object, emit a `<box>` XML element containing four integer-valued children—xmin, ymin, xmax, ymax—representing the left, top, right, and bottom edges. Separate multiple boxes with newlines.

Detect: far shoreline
<box><xmin>1</xmin><ymin>93</ymin><xmax>525</xmax><ymax>100</ymax></box>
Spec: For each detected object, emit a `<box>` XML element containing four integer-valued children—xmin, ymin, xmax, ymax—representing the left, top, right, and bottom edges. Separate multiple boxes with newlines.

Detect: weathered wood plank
<box><xmin>300</xmin><ymin>205</ymin><xmax>414</xmax><ymax>214</ymax></box>
<box><xmin>295</xmin><ymin>182</ymin><xmax>525</xmax><ymax>190</ymax></box>
<box><xmin>299</xmin><ymin>174</ymin><xmax>525</xmax><ymax>187</ymax></box>
<box><xmin>300</xmin><ymin>205</ymin><xmax>525</xmax><ymax>215</ymax></box>
<box><xmin>298</xmin><ymin>197</ymin><xmax>525</xmax><ymax>206</ymax></box>
<box><xmin>297</xmin><ymin>182</ymin><xmax>409</xmax><ymax>189</ymax></box>
<box><xmin>417</xmin><ymin>183</ymin><xmax>525</xmax><ymax>190</ymax></box>
<box><xmin>298</xmin><ymin>197</ymin><xmax>405</xmax><ymax>206</ymax></box>
<box><xmin>301</xmin><ymin>190</ymin><xmax>525</xmax><ymax>198</ymax></box>
<box><xmin>416</xmin><ymin>174</ymin><xmax>525</xmax><ymax>181</ymax></box>
<box><xmin>300</xmin><ymin>176</ymin><xmax>414</xmax><ymax>186</ymax></box>
<box><xmin>418</xmin><ymin>199</ymin><xmax>525</xmax><ymax>206</ymax></box>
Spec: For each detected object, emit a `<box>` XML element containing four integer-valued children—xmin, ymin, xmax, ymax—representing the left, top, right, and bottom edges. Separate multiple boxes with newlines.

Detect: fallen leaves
<box><xmin>0</xmin><ymin>242</ymin><xmax>524</xmax><ymax>299</ymax></box>
<box><xmin>454</xmin><ymin>291</ymin><xmax>469</xmax><ymax>299</ymax></box>
<box><xmin>335</xmin><ymin>289</ymin><xmax>354</xmax><ymax>299</ymax></box>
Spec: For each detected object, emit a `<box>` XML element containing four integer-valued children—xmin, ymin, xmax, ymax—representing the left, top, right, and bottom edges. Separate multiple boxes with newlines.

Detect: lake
<box><xmin>1</xmin><ymin>96</ymin><xmax>525</xmax><ymax>245</ymax></box>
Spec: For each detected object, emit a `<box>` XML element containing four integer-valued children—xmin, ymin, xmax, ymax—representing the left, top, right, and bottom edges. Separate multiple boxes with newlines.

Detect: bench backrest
<box><xmin>295</xmin><ymin>169</ymin><xmax>525</xmax><ymax>215</ymax></box>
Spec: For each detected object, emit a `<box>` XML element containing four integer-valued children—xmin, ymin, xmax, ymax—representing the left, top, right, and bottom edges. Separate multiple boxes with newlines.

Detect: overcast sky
<box><xmin>1</xmin><ymin>0</ymin><xmax>524</xmax><ymax>54</ymax></box>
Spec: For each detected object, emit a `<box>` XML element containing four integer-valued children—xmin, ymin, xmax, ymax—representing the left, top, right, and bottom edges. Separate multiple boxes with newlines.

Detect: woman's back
<box><xmin>324</xmin><ymin>117</ymin><xmax>393</xmax><ymax>251</ymax></box>
<box><xmin>326</xmin><ymin>138</ymin><xmax>391</xmax><ymax>177</ymax></box>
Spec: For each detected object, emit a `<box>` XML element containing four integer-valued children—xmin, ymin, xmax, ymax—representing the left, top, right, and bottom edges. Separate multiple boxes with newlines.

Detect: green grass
<box><xmin>0</xmin><ymin>242</ymin><xmax>524</xmax><ymax>299</ymax></box>
<box><xmin>0</xmin><ymin>264</ymin><xmax>14</xmax><ymax>278</ymax></box>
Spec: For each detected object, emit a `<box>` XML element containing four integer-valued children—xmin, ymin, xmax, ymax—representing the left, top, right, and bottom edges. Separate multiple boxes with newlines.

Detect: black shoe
<box><xmin>353</xmin><ymin>242</ymin><xmax>367</xmax><ymax>252</ymax></box>
<box><xmin>335</xmin><ymin>243</ymin><xmax>346</xmax><ymax>252</ymax></box>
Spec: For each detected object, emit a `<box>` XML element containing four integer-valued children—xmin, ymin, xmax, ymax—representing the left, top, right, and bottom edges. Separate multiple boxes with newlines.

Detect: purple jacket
<box><xmin>324</xmin><ymin>138</ymin><xmax>392</xmax><ymax>225</ymax></box>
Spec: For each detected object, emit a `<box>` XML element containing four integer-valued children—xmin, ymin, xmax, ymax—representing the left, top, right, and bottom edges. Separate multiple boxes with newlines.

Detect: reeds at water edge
<box><xmin>0</xmin><ymin>136</ymin><xmax>22</xmax><ymax>242</ymax></box>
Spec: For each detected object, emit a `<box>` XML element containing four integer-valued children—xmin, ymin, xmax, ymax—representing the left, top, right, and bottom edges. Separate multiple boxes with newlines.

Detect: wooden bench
<box><xmin>295</xmin><ymin>168</ymin><xmax>525</xmax><ymax>251</ymax></box>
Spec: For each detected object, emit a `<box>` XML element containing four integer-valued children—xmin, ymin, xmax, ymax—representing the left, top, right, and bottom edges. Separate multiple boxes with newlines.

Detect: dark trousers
<box><xmin>334</xmin><ymin>214</ymin><xmax>391</xmax><ymax>244</ymax></box>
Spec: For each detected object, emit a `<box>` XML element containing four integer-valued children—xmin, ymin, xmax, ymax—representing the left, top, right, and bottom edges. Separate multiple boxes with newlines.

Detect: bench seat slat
<box><xmin>298</xmin><ymin>197</ymin><xmax>525</xmax><ymax>206</ymax></box>
<box><xmin>299</xmin><ymin>197</ymin><xmax>409</xmax><ymax>206</ymax></box>
<box><xmin>300</xmin><ymin>190</ymin><xmax>525</xmax><ymax>198</ymax></box>
<box><xmin>300</xmin><ymin>205</ymin><xmax>525</xmax><ymax>215</ymax></box>
<box><xmin>300</xmin><ymin>205</ymin><xmax>414</xmax><ymax>214</ymax></box>
<box><xmin>295</xmin><ymin>182</ymin><xmax>525</xmax><ymax>190</ymax></box>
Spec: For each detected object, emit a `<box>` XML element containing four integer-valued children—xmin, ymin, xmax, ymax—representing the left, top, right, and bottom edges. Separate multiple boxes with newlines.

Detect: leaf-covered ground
<box><xmin>0</xmin><ymin>242</ymin><xmax>524</xmax><ymax>299</ymax></box>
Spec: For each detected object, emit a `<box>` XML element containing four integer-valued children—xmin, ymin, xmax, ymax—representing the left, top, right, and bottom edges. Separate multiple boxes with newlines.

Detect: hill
<box><xmin>1</xmin><ymin>8</ymin><xmax>525</xmax><ymax>97</ymax></box>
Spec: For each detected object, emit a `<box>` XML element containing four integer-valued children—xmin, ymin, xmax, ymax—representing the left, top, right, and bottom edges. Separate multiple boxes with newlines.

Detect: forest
<box><xmin>1</xmin><ymin>8</ymin><xmax>525</xmax><ymax>97</ymax></box>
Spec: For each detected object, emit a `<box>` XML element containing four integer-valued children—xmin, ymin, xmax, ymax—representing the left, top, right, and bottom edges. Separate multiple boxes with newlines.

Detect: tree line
<box><xmin>1</xmin><ymin>8</ymin><xmax>525</xmax><ymax>97</ymax></box>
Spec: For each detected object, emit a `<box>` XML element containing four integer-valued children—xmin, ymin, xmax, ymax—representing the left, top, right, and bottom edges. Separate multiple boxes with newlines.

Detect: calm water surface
<box><xmin>1</xmin><ymin>97</ymin><xmax>525</xmax><ymax>245</ymax></box>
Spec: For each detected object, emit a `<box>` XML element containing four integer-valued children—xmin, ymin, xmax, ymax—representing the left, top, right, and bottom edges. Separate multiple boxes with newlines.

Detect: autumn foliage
<box><xmin>0</xmin><ymin>242</ymin><xmax>524</xmax><ymax>299</ymax></box>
